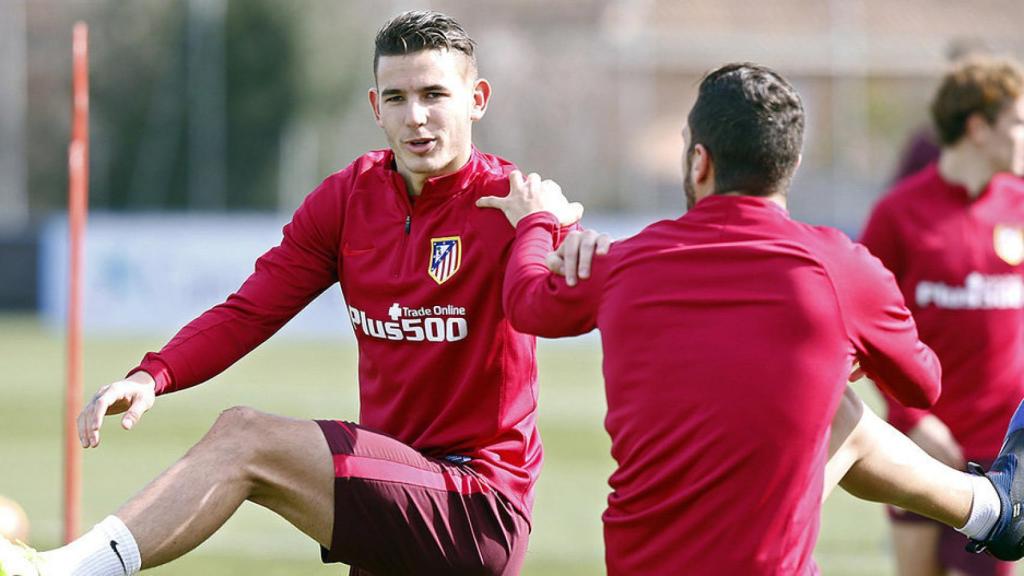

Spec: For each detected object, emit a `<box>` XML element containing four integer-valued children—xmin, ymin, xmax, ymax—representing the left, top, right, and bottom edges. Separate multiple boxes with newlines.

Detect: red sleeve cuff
<box><xmin>515</xmin><ymin>212</ymin><xmax>583</xmax><ymax>249</ymax></box>
<box><xmin>128</xmin><ymin>354</ymin><xmax>175</xmax><ymax>396</ymax></box>
<box><xmin>516</xmin><ymin>211</ymin><xmax>560</xmax><ymax>234</ymax></box>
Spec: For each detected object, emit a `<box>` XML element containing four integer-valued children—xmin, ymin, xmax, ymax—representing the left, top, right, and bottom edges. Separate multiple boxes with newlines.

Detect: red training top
<box><xmin>132</xmin><ymin>148</ymin><xmax>549</xmax><ymax>520</ymax></box>
<box><xmin>862</xmin><ymin>164</ymin><xmax>1024</xmax><ymax>461</ymax></box>
<box><xmin>504</xmin><ymin>196</ymin><xmax>940</xmax><ymax>575</ymax></box>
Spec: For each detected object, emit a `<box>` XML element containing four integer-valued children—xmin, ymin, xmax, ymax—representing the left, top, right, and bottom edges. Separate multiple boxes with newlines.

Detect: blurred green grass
<box><xmin>0</xmin><ymin>314</ymin><xmax>981</xmax><ymax>575</ymax></box>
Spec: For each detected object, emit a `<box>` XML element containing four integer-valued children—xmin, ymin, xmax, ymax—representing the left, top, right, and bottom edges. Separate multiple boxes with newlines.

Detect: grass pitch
<box><xmin>0</xmin><ymin>314</ymin><xmax>974</xmax><ymax>574</ymax></box>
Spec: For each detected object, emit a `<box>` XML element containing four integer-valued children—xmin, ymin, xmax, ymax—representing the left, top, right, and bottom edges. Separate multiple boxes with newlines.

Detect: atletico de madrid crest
<box><xmin>428</xmin><ymin>236</ymin><xmax>462</xmax><ymax>285</ymax></box>
<box><xmin>994</xmin><ymin>225</ymin><xmax>1024</xmax><ymax>266</ymax></box>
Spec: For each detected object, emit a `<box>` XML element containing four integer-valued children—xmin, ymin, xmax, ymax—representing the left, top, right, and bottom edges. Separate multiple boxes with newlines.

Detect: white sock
<box><xmin>40</xmin><ymin>515</ymin><xmax>142</xmax><ymax>576</ymax></box>
<box><xmin>957</xmin><ymin>474</ymin><xmax>1002</xmax><ymax>540</ymax></box>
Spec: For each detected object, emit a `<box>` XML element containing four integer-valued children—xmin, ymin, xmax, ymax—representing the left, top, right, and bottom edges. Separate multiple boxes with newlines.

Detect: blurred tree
<box><xmin>223</xmin><ymin>0</ymin><xmax>296</xmax><ymax>209</ymax></box>
<box><xmin>25</xmin><ymin>0</ymin><xmax>296</xmax><ymax>213</ymax></box>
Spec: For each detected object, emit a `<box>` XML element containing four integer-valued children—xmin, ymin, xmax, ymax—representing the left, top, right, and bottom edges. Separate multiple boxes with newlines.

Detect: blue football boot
<box><xmin>966</xmin><ymin>398</ymin><xmax>1024</xmax><ymax>560</ymax></box>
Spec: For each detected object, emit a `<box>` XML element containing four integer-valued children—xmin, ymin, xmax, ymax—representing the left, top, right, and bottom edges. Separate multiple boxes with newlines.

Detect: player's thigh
<box><xmin>891</xmin><ymin>519</ymin><xmax>944</xmax><ymax>576</ymax></box>
<box><xmin>225</xmin><ymin>408</ymin><xmax>335</xmax><ymax>549</ymax></box>
<box><xmin>317</xmin><ymin>420</ymin><xmax>528</xmax><ymax>576</ymax></box>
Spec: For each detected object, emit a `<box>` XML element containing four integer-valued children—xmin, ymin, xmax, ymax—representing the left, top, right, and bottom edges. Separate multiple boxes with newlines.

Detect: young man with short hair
<box><xmin>862</xmin><ymin>55</ymin><xmax>1024</xmax><ymax>576</ymax></box>
<box><xmin>0</xmin><ymin>11</ymin><xmax>580</xmax><ymax>576</ymax></box>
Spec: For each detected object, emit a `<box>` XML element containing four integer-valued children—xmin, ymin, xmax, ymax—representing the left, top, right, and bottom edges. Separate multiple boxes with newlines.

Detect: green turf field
<box><xmin>0</xmin><ymin>314</ymin><xmax>998</xmax><ymax>574</ymax></box>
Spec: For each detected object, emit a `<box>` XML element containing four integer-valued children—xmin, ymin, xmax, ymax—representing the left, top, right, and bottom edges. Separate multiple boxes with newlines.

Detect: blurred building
<box><xmin>3</xmin><ymin>0</ymin><xmax>1024</xmax><ymax>311</ymax></box>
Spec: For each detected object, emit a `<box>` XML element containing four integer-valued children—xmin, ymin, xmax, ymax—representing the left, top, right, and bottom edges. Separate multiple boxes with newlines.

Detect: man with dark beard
<box><xmin>480</xmin><ymin>62</ymin><xmax>1024</xmax><ymax>575</ymax></box>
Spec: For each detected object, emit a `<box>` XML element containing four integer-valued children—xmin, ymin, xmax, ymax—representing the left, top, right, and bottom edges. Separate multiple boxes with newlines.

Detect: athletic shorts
<box><xmin>887</xmin><ymin>458</ymin><xmax>1012</xmax><ymax>576</ymax></box>
<box><xmin>315</xmin><ymin>420</ymin><xmax>530</xmax><ymax>576</ymax></box>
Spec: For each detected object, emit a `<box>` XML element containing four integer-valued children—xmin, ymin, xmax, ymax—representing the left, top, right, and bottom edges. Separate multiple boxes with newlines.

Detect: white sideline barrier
<box><xmin>40</xmin><ymin>213</ymin><xmax>352</xmax><ymax>339</ymax></box>
<box><xmin>39</xmin><ymin>212</ymin><xmax>664</xmax><ymax>339</ymax></box>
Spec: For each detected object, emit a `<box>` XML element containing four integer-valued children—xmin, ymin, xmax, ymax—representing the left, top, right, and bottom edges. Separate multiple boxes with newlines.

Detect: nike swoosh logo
<box><xmin>110</xmin><ymin>540</ymin><xmax>128</xmax><ymax>575</ymax></box>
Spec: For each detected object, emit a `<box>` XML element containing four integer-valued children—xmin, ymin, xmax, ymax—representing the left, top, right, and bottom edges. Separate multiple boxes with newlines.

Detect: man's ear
<box><xmin>692</xmin><ymin>143</ymin><xmax>712</xmax><ymax>185</ymax></box>
<box><xmin>965</xmin><ymin>112</ymin><xmax>991</xmax><ymax>145</ymax></box>
<box><xmin>368</xmin><ymin>87</ymin><xmax>384</xmax><ymax>127</ymax></box>
<box><xmin>470</xmin><ymin>78</ymin><xmax>492</xmax><ymax>122</ymax></box>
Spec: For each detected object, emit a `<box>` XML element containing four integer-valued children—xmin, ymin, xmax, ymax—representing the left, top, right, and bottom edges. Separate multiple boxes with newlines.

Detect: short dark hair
<box><xmin>931</xmin><ymin>56</ymin><xmax>1024</xmax><ymax>146</ymax></box>
<box><xmin>373</xmin><ymin>11</ymin><xmax>477</xmax><ymax>75</ymax></box>
<box><xmin>687</xmin><ymin>63</ymin><xmax>805</xmax><ymax>196</ymax></box>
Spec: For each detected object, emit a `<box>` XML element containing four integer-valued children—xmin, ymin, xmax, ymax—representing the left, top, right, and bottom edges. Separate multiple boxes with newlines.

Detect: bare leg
<box><xmin>824</xmin><ymin>387</ymin><xmax>972</xmax><ymax>528</ymax></box>
<box><xmin>891</xmin><ymin>523</ymin><xmax>944</xmax><ymax>576</ymax></box>
<box><xmin>114</xmin><ymin>406</ymin><xmax>334</xmax><ymax>568</ymax></box>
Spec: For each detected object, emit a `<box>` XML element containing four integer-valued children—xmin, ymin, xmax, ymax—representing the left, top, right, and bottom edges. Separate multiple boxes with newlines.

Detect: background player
<box><xmin>479</xmin><ymin>62</ymin><xmax>1024</xmax><ymax>575</ymax></box>
<box><xmin>889</xmin><ymin>39</ymin><xmax>991</xmax><ymax>185</ymax></box>
<box><xmin>862</xmin><ymin>55</ymin><xmax>1024</xmax><ymax>576</ymax></box>
<box><xmin>0</xmin><ymin>10</ymin><xmax>582</xmax><ymax>576</ymax></box>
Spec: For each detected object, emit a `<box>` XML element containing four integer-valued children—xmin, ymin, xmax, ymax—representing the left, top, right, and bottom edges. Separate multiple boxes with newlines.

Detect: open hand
<box><xmin>78</xmin><ymin>371</ymin><xmax>156</xmax><ymax>448</ymax></box>
<box><xmin>476</xmin><ymin>170</ymin><xmax>584</xmax><ymax>227</ymax></box>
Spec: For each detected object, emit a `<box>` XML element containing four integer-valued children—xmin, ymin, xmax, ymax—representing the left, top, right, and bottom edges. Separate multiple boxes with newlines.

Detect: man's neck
<box><xmin>398</xmin><ymin>148</ymin><xmax>474</xmax><ymax>197</ymax></box>
<box><xmin>403</xmin><ymin>173</ymin><xmax>428</xmax><ymax>197</ymax></box>
<box><xmin>764</xmin><ymin>192</ymin><xmax>787</xmax><ymax>210</ymax></box>
<box><xmin>938</xmin><ymin>146</ymin><xmax>994</xmax><ymax>198</ymax></box>
<box><xmin>711</xmin><ymin>190</ymin><xmax>788</xmax><ymax>210</ymax></box>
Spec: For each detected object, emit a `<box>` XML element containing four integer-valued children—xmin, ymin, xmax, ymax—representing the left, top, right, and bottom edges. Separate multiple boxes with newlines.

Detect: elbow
<box><xmin>902</xmin><ymin>380</ymin><xmax>941</xmax><ymax>409</ymax></box>
<box><xmin>874</xmin><ymin>347</ymin><xmax>942</xmax><ymax>409</ymax></box>
<box><xmin>873</xmin><ymin>371</ymin><xmax>941</xmax><ymax>409</ymax></box>
<box><xmin>504</xmin><ymin>294</ymin><xmax>557</xmax><ymax>337</ymax></box>
<box><xmin>505</xmin><ymin>302</ymin><xmax>543</xmax><ymax>337</ymax></box>
<box><xmin>914</xmin><ymin>355</ymin><xmax>943</xmax><ymax>408</ymax></box>
<box><xmin>922</xmin><ymin>381</ymin><xmax>941</xmax><ymax>407</ymax></box>
<box><xmin>503</xmin><ymin>290</ymin><xmax>533</xmax><ymax>335</ymax></box>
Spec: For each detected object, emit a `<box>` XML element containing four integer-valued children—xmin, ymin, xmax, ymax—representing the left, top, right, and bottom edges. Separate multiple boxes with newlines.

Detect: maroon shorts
<box><xmin>887</xmin><ymin>458</ymin><xmax>1012</xmax><ymax>576</ymax></box>
<box><xmin>315</xmin><ymin>420</ymin><xmax>530</xmax><ymax>576</ymax></box>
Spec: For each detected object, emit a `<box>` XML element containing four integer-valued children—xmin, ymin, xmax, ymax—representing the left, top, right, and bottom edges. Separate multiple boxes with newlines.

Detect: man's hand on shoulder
<box><xmin>78</xmin><ymin>370</ymin><xmax>157</xmax><ymax>448</ymax></box>
<box><xmin>476</xmin><ymin>170</ymin><xmax>584</xmax><ymax>228</ymax></box>
<box><xmin>547</xmin><ymin>229</ymin><xmax>613</xmax><ymax>287</ymax></box>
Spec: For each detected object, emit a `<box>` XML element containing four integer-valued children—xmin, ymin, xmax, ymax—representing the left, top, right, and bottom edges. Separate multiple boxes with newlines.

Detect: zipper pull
<box><xmin>405</xmin><ymin>215</ymin><xmax>411</xmax><ymax>234</ymax></box>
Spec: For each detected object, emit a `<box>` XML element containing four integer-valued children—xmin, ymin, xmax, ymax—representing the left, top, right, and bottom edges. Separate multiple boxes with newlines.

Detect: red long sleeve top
<box><xmin>132</xmin><ymin>148</ymin><xmax>548</xmax><ymax>520</ymax></box>
<box><xmin>503</xmin><ymin>197</ymin><xmax>940</xmax><ymax>575</ymax></box>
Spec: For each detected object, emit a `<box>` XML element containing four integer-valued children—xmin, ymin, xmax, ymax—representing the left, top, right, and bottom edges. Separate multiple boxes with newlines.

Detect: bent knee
<box><xmin>197</xmin><ymin>406</ymin><xmax>270</xmax><ymax>456</ymax></box>
<box><xmin>213</xmin><ymin>406</ymin><xmax>266</xmax><ymax>431</ymax></box>
<box><xmin>205</xmin><ymin>407</ymin><xmax>323</xmax><ymax>475</ymax></box>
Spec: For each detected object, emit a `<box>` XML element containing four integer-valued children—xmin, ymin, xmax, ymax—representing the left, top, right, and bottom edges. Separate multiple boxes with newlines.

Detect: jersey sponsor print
<box><xmin>348</xmin><ymin>302</ymin><xmax>469</xmax><ymax>342</ymax></box>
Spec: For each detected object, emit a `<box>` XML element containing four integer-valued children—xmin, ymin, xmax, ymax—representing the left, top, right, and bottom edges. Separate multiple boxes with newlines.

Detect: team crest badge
<box><xmin>428</xmin><ymin>236</ymin><xmax>462</xmax><ymax>285</ymax></box>
<box><xmin>994</xmin><ymin>225</ymin><xmax>1024</xmax><ymax>266</ymax></box>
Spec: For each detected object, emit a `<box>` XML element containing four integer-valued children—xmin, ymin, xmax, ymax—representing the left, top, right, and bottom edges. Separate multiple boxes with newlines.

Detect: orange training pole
<box><xmin>66</xmin><ymin>21</ymin><xmax>89</xmax><ymax>544</ymax></box>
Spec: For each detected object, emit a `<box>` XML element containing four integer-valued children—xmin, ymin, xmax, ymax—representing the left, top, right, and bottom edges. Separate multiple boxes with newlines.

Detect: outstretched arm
<box><xmin>79</xmin><ymin>174</ymin><xmax>347</xmax><ymax>447</ymax></box>
<box><xmin>825</xmin><ymin>385</ymin><xmax>972</xmax><ymax>529</ymax></box>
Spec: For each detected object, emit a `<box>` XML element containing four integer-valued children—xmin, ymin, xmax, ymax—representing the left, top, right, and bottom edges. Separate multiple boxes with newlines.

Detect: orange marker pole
<box><xmin>65</xmin><ymin>21</ymin><xmax>89</xmax><ymax>544</ymax></box>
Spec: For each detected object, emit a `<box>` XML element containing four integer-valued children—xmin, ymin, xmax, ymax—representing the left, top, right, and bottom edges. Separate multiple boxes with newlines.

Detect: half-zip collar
<box><xmin>383</xmin><ymin>146</ymin><xmax>485</xmax><ymax>202</ymax></box>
